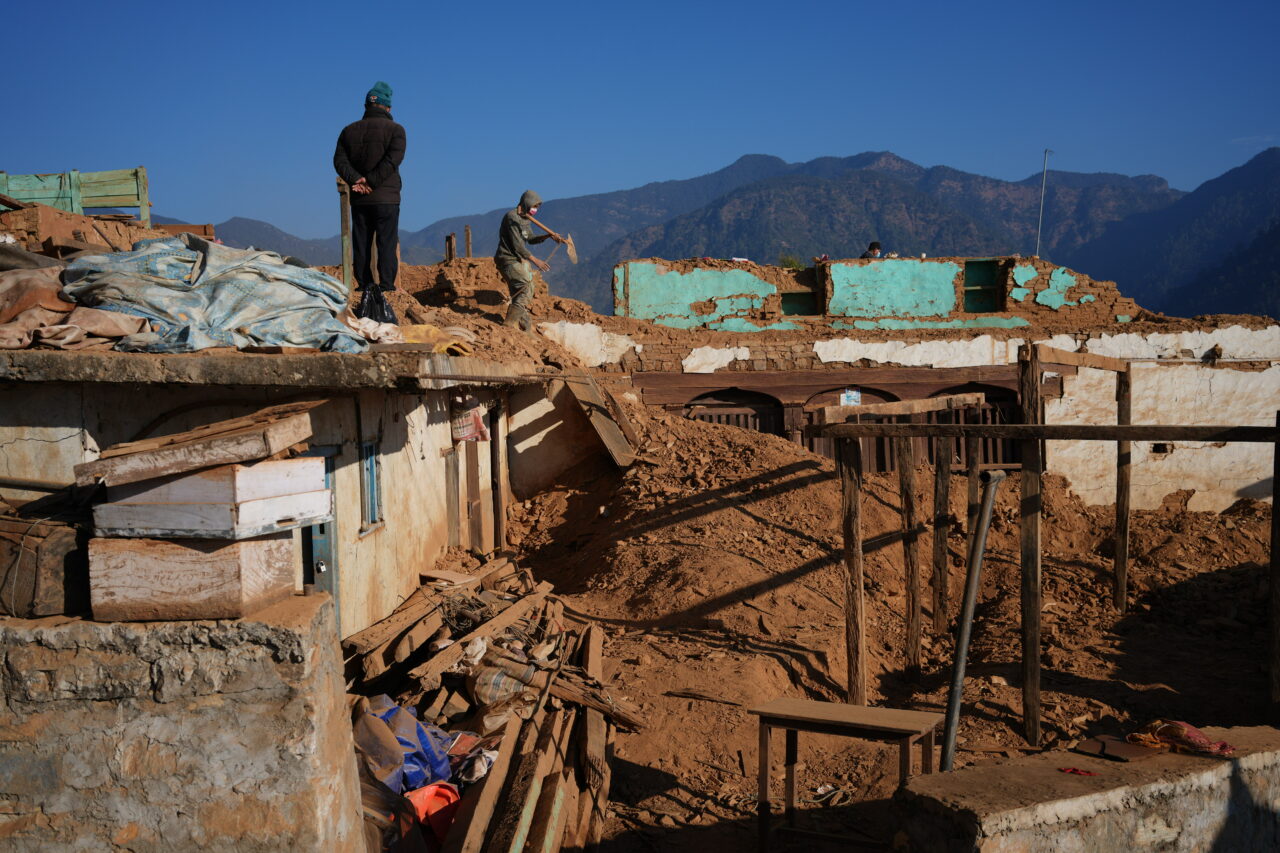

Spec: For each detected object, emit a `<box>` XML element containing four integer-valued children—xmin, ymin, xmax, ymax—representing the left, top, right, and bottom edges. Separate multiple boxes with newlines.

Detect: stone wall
<box><xmin>897</xmin><ymin>726</ymin><xmax>1280</xmax><ymax>851</ymax></box>
<box><xmin>0</xmin><ymin>594</ymin><xmax>362</xmax><ymax>852</ymax></box>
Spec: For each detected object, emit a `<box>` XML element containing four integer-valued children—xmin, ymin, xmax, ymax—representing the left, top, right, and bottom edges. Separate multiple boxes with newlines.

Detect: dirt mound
<box><xmin>504</xmin><ymin>400</ymin><xmax>1272</xmax><ymax>848</ymax></box>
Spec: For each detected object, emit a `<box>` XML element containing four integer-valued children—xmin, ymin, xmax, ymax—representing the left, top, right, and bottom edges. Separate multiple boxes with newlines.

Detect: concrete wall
<box><xmin>0</xmin><ymin>594</ymin><xmax>362</xmax><ymax>852</ymax></box>
<box><xmin>897</xmin><ymin>726</ymin><xmax>1280</xmax><ymax>852</ymax></box>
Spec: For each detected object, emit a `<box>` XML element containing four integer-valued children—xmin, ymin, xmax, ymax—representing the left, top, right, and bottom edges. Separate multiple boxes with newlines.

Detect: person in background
<box><xmin>334</xmin><ymin>81</ymin><xmax>407</xmax><ymax>297</ymax></box>
<box><xmin>494</xmin><ymin>190</ymin><xmax>565</xmax><ymax>330</ymax></box>
<box><xmin>860</xmin><ymin>241</ymin><xmax>883</xmax><ymax>259</ymax></box>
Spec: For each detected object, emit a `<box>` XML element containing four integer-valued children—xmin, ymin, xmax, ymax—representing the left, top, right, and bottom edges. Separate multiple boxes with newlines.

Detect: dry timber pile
<box><xmin>347</xmin><ymin>552</ymin><xmax>641</xmax><ymax>851</ymax></box>
<box><xmin>501</xmin><ymin>398</ymin><xmax>1273</xmax><ymax>848</ymax></box>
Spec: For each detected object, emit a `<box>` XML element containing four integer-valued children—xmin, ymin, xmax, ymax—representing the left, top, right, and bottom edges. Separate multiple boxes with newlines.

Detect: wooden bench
<box><xmin>748</xmin><ymin>698</ymin><xmax>944</xmax><ymax>851</ymax></box>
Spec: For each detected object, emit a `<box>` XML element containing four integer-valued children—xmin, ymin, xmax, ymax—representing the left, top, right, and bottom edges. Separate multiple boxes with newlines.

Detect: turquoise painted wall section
<box><xmin>833</xmin><ymin>316</ymin><xmax>1030</xmax><ymax>330</ymax></box>
<box><xmin>1034</xmin><ymin>267</ymin><xmax>1092</xmax><ymax>309</ymax></box>
<box><xmin>710</xmin><ymin>318</ymin><xmax>801</xmax><ymax>332</ymax></box>
<box><xmin>617</xmin><ymin>262</ymin><xmax>776</xmax><ymax>328</ymax></box>
<box><xmin>1012</xmin><ymin>265</ymin><xmax>1038</xmax><ymax>287</ymax></box>
<box><xmin>827</xmin><ymin>260</ymin><xmax>960</xmax><ymax>318</ymax></box>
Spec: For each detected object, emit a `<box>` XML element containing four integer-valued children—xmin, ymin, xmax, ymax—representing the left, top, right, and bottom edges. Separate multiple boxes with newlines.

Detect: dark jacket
<box><xmin>495</xmin><ymin>209</ymin><xmax>549</xmax><ymax>265</ymax></box>
<box><xmin>334</xmin><ymin>107</ymin><xmax>407</xmax><ymax>205</ymax></box>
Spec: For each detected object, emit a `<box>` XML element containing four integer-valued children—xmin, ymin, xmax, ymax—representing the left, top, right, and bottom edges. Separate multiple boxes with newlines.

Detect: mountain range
<box><xmin>199</xmin><ymin>148</ymin><xmax>1280</xmax><ymax>318</ymax></box>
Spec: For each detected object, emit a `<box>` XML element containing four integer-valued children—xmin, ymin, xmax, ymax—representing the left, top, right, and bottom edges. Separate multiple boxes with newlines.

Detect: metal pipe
<box><xmin>941</xmin><ymin>468</ymin><xmax>1007</xmax><ymax>771</ymax></box>
<box><xmin>1035</xmin><ymin>149</ymin><xmax>1053</xmax><ymax>258</ymax></box>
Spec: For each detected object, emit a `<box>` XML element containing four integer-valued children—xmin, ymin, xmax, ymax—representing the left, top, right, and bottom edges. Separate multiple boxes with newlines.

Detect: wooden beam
<box><xmin>465</xmin><ymin>224</ymin><xmax>473</xmax><ymax>258</ymax></box>
<box><xmin>1018</xmin><ymin>344</ymin><xmax>1042</xmax><ymax>747</ymax></box>
<box><xmin>933</xmin><ymin>416</ymin><xmax>954</xmax><ymax>634</ymax></box>
<box><xmin>1271</xmin><ymin>412</ymin><xmax>1280</xmax><ymax>722</ymax></box>
<box><xmin>896</xmin><ymin>434</ymin><xmax>923</xmax><ymax>673</ymax></box>
<box><xmin>816</xmin><ymin>392</ymin><xmax>985</xmax><ymax>424</ymax></box>
<box><xmin>408</xmin><ymin>583</ymin><xmax>552</xmax><ymax>689</ymax></box>
<box><xmin>484</xmin><ymin>708</ymin><xmax>576</xmax><ymax>853</ymax></box>
<box><xmin>0</xmin><ymin>192</ymin><xmax>32</xmax><ymax>210</ymax></box>
<box><xmin>1114</xmin><ymin>367</ymin><xmax>1132</xmax><ymax>611</ymax></box>
<box><xmin>442</xmin><ymin>714</ymin><xmax>522</xmax><ymax>853</ymax></box>
<box><xmin>821</xmin><ymin>423</ymin><xmax>1280</xmax><ymax>443</ymax></box>
<box><xmin>964</xmin><ymin>414</ymin><xmax>981</xmax><ymax>559</ymax></box>
<box><xmin>837</xmin><ymin>439</ymin><xmax>867</xmax><ymax>703</ymax></box>
<box><xmin>1035</xmin><ymin>344</ymin><xmax>1129</xmax><ymax>373</ymax></box>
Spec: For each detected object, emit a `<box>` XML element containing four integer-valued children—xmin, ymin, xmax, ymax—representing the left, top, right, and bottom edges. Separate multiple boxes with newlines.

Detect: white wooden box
<box><xmin>89</xmin><ymin>533</ymin><xmax>295</xmax><ymax>621</ymax></box>
<box><xmin>93</xmin><ymin>458</ymin><xmax>332</xmax><ymax>539</ymax></box>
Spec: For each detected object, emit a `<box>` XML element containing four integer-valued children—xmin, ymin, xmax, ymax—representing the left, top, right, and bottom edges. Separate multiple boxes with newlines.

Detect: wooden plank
<box><xmin>490</xmin><ymin>397</ymin><xmax>509</xmax><ymax>551</ymax></box>
<box><xmin>465</xmin><ymin>440</ymin><xmax>483</xmax><ymax>553</ymax></box>
<box><xmin>408</xmin><ymin>583</ymin><xmax>552</xmax><ymax>689</ymax></box>
<box><xmin>821</xmin><ymin>422</ymin><xmax>1280</xmax><ymax>443</ymax></box>
<box><xmin>896</xmin><ymin>434</ymin><xmax>923</xmax><ymax>673</ymax></box>
<box><xmin>94</xmin><ymin>488</ymin><xmax>331</xmax><ymax>539</ymax></box>
<box><xmin>100</xmin><ymin>401</ymin><xmax>326</xmax><ymax>459</ymax></box>
<box><xmin>1035</xmin><ymin>344</ymin><xmax>1128</xmax><ymax>373</ymax></box>
<box><xmin>1018</xmin><ymin>344</ymin><xmax>1043</xmax><ymax>747</ymax></box>
<box><xmin>837</xmin><ymin>439</ymin><xmax>867</xmax><ymax>704</ymax></box>
<box><xmin>817</xmin><ymin>392</ymin><xmax>985</xmax><ymax>424</ymax></box>
<box><xmin>343</xmin><ymin>586</ymin><xmax>440</xmax><ymax>655</ymax></box>
<box><xmin>484</xmin><ymin>709</ymin><xmax>576</xmax><ymax>853</ymax></box>
<box><xmin>1271</xmin><ymin>412</ymin><xmax>1280</xmax><ymax>722</ymax></box>
<box><xmin>562</xmin><ymin>369</ymin><xmax>636</xmax><ymax>468</ymax></box>
<box><xmin>933</xmin><ymin>420</ymin><xmax>954</xmax><ymax>634</ymax></box>
<box><xmin>441</xmin><ymin>714</ymin><xmax>522</xmax><ymax>853</ymax></box>
<box><xmin>75</xmin><ymin>412</ymin><xmax>314</xmax><ymax>488</ymax></box>
<box><xmin>89</xmin><ymin>534</ymin><xmax>293</xmax><ymax>621</ymax></box>
<box><xmin>106</xmin><ymin>458</ymin><xmax>326</xmax><ymax>505</ymax></box>
<box><xmin>1114</xmin><ymin>368</ymin><xmax>1132</xmax><ymax>612</ymax></box>
<box><xmin>522</xmin><ymin>713</ymin><xmax>578</xmax><ymax>853</ymax></box>
<box><xmin>0</xmin><ymin>192</ymin><xmax>32</xmax><ymax>210</ymax></box>
<box><xmin>391</xmin><ymin>611</ymin><xmax>445</xmax><ymax>663</ymax></box>
<box><xmin>747</xmin><ymin>698</ymin><xmax>943</xmax><ymax>735</ymax></box>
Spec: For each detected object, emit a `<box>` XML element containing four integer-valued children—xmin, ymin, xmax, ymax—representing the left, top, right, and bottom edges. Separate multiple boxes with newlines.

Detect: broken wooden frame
<box><xmin>824</xmin><ymin>382</ymin><xmax>1280</xmax><ymax>743</ymax></box>
<box><xmin>827</xmin><ymin>392</ymin><xmax>989</xmax><ymax>700</ymax></box>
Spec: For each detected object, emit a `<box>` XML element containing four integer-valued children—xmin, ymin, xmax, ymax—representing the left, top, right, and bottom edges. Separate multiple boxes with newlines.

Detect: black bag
<box><xmin>355</xmin><ymin>288</ymin><xmax>398</xmax><ymax>325</ymax></box>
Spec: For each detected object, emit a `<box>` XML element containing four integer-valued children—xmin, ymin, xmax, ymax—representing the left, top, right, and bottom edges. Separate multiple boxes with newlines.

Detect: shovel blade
<box><xmin>566</xmin><ymin>234</ymin><xmax>578</xmax><ymax>264</ymax></box>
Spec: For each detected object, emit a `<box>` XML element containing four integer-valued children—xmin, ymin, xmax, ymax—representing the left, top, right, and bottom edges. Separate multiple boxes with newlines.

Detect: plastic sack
<box><xmin>356</xmin><ymin>287</ymin><xmax>398</xmax><ymax>325</ymax></box>
<box><xmin>368</xmin><ymin>695</ymin><xmax>452</xmax><ymax>792</ymax></box>
<box><xmin>450</xmin><ymin>394</ymin><xmax>490</xmax><ymax>443</ymax></box>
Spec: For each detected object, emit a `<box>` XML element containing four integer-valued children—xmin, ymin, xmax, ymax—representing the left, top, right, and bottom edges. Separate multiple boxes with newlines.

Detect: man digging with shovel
<box><xmin>495</xmin><ymin>190</ymin><xmax>572</xmax><ymax>330</ymax></box>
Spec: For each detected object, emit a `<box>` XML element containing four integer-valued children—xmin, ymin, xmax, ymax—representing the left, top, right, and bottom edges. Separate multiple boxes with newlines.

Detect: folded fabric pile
<box><xmin>1127</xmin><ymin>719</ymin><xmax>1236</xmax><ymax>756</ymax></box>
<box><xmin>0</xmin><ymin>267</ymin><xmax>149</xmax><ymax>350</ymax></box>
<box><xmin>62</xmin><ymin>234</ymin><xmax>367</xmax><ymax>353</ymax></box>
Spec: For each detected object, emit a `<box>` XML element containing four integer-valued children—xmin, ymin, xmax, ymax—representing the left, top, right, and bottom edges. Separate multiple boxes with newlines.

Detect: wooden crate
<box><xmin>93</xmin><ymin>458</ymin><xmax>331</xmax><ymax>539</ymax></box>
<box><xmin>89</xmin><ymin>533</ymin><xmax>295</xmax><ymax>621</ymax></box>
<box><xmin>0</xmin><ymin>517</ymin><xmax>89</xmax><ymax>617</ymax></box>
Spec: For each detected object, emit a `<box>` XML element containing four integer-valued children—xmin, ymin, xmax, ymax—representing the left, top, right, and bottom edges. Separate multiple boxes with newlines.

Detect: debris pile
<box><xmin>345</xmin><ymin>552</ymin><xmax>641</xmax><ymax>850</ymax></box>
<box><xmin>500</xmin><ymin>396</ymin><xmax>1273</xmax><ymax>844</ymax></box>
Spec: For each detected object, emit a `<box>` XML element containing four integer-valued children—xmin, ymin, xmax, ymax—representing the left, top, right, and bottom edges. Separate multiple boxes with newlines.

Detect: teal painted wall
<box><xmin>827</xmin><ymin>260</ymin><xmax>960</xmax><ymax>318</ymax></box>
<box><xmin>1035</xmin><ymin>267</ymin><xmax>1092</xmax><ymax>309</ymax></box>
<box><xmin>617</xmin><ymin>262</ymin><xmax>777</xmax><ymax>328</ymax></box>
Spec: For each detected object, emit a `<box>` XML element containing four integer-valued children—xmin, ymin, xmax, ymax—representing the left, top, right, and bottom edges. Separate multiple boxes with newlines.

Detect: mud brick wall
<box><xmin>0</xmin><ymin>594</ymin><xmax>361</xmax><ymax>852</ymax></box>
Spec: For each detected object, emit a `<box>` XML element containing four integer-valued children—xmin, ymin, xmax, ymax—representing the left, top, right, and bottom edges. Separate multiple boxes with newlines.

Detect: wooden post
<box><xmin>964</xmin><ymin>408</ymin><xmax>981</xmax><ymax>549</ymax></box>
<box><xmin>933</xmin><ymin>415</ymin><xmax>954</xmax><ymax>633</ymax></box>
<box><xmin>1018</xmin><ymin>344</ymin><xmax>1043</xmax><ymax>746</ymax></box>
<box><xmin>445</xmin><ymin>232</ymin><xmax>457</xmax><ymax>262</ymax></box>
<box><xmin>1114</xmin><ymin>367</ymin><xmax>1132</xmax><ymax>611</ymax></box>
<box><xmin>1270</xmin><ymin>411</ymin><xmax>1280</xmax><ymax>722</ymax></box>
<box><xmin>896</xmin><ymin>432</ymin><xmax>923</xmax><ymax>673</ymax></box>
<box><xmin>465</xmin><ymin>224</ymin><xmax>473</xmax><ymax>258</ymax></box>
<box><xmin>336</xmin><ymin>177</ymin><xmax>353</xmax><ymax>291</ymax></box>
<box><xmin>837</xmin><ymin>438</ymin><xmax>867</xmax><ymax>703</ymax></box>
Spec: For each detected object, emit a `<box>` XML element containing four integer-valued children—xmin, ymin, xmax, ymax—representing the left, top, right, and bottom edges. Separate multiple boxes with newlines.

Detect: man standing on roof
<box><xmin>334</xmin><ymin>81</ymin><xmax>407</xmax><ymax>296</ymax></box>
<box><xmin>495</xmin><ymin>190</ymin><xmax>565</xmax><ymax>330</ymax></box>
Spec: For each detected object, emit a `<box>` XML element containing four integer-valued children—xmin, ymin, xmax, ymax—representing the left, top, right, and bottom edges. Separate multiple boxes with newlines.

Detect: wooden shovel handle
<box><xmin>526</xmin><ymin>213</ymin><xmax>562</xmax><ymax>241</ymax></box>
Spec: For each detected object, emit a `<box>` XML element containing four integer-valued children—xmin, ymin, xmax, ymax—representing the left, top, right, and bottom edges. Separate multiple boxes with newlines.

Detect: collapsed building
<box><xmin>1</xmin><ymin>191</ymin><xmax>1278</xmax><ymax>851</ymax></box>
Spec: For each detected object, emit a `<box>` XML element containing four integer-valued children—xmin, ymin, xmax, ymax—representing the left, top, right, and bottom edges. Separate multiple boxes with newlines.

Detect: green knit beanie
<box><xmin>366</xmin><ymin>81</ymin><xmax>393</xmax><ymax>109</ymax></box>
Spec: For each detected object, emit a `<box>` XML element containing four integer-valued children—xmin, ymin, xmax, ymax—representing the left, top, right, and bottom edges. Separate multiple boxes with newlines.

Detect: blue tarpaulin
<box><xmin>62</xmin><ymin>234</ymin><xmax>367</xmax><ymax>353</ymax></box>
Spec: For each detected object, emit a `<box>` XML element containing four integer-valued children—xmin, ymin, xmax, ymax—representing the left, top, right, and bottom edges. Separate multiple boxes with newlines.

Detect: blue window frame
<box><xmin>359</xmin><ymin>440</ymin><xmax>383</xmax><ymax>530</ymax></box>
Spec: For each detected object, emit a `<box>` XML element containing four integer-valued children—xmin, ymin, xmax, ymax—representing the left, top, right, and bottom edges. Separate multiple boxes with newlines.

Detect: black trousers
<box><xmin>351</xmin><ymin>203</ymin><xmax>399</xmax><ymax>291</ymax></box>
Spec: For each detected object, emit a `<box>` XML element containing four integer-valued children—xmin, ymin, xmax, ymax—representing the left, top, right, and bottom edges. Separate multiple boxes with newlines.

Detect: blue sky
<box><xmin>4</xmin><ymin>0</ymin><xmax>1277</xmax><ymax>238</ymax></box>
